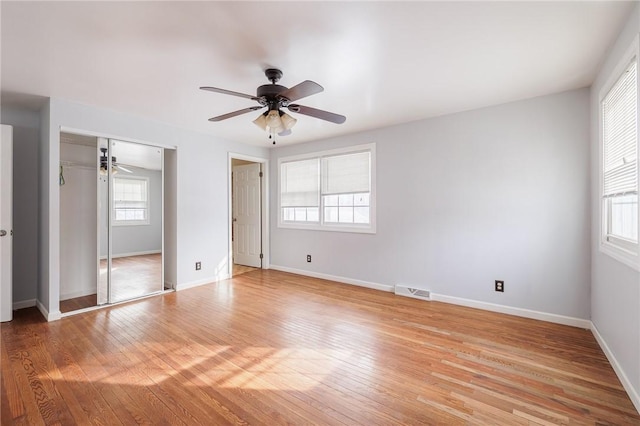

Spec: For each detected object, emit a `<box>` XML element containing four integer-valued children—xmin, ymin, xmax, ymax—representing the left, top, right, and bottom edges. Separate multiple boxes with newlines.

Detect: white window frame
<box><xmin>278</xmin><ymin>143</ymin><xmax>376</xmax><ymax>234</ymax></box>
<box><xmin>112</xmin><ymin>175</ymin><xmax>151</xmax><ymax>226</ymax></box>
<box><xmin>599</xmin><ymin>35</ymin><xmax>640</xmax><ymax>270</ymax></box>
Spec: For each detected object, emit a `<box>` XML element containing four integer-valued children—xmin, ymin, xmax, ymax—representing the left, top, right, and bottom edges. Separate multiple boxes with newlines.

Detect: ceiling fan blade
<box><xmin>278</xmin><ymin>129</ymin><xmax>292</xmax><ymax>137</ymax></box>
<box><xmin>288</xmin><ymin>104</ymin><xmax>346</xmax><ymax>124</ymax></box>
<box><xmin>208</xmin><ymin>106</ymin><xmax>264</xmax><ymax>122</ymax></box>
<box><xmin>115</xmin><ymin>164</ymin><xmax>133</xmax><ymax>174</ymax></box>
<box><xmin>200</xmin><ymin>86</ymin><xmax>259</xmax><ymax>101</ymax></box>
<box><xmin>279</xmin><ymin>80</ymin><xmax>324</xmax><ymax>102</ymax></box>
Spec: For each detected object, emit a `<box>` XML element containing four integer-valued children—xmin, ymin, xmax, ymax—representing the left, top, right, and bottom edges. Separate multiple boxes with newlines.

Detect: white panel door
<box><xmin>1</xmin><ymin>125</ymin><xmax>13</xmax><ymax>322</ymax></box>
<box><xmin>233</xmin><ymin>163</ymin><xmax>261</xmax><ymax>268</ymax></box>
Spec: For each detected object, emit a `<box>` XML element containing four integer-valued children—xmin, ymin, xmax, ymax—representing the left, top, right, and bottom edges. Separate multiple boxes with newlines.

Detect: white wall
<box><xmin>590</xmin><ymin>5</ymin><xmax>640</xmax><ymax>410</ymax></box>
<box><xmin>60</xmin><ymin>142</ymin><xmax>97</xmax><ymax>300</ymax></box>
<box><xmin>41</xmin><ymin>98</ymin><xmax>268</xmax><ymax>316</ymax></box>
<box><xmin>0</xmin><ymin>107</ymin><xmax>39</xmax><ymax>307</ymax></box>
<box><xmin>271</xmin><ymin>88</ymin><xmax>591</xmax><ymax>320</ymax></box>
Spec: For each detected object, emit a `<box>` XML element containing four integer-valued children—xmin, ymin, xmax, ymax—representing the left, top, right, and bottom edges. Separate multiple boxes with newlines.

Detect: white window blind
<box><xmin>603</xmin><ymin>60</ymin><xmax>637</xmax><ymax>197</ymax></box>
<box><xmin>113</xmin><ymin>177</ymin><xmax>149</xmax><ymax>223</ymax></box>
<box><xmin>280</xmin><ymin>159</ymin><xmax>319</xmax><ymax>207</ymax></box>
<box><xmin>321</xmin><ymin>151</ymin><xmax>370</xmax><ymax>195</ymax></box>
<box><xmin>278</xmin><ymin>143</ymin><xmax>376</xmax><ymax>233</ymax></box>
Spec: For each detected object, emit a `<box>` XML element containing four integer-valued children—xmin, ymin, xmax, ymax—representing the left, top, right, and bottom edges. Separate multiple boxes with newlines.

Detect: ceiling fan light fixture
<box><xmin>280</xmin><ymin>111</ymin><xmax>297</xmax><ymax>130</ymax></box>
<box><xmin>99</xmin><ymin>166</ymin><xmax>118</xmax><ymax>176</ymax></box>
<box><xmin>252</xmin><ymin>112</ymin><xmax>268</xmax><ymax>131</ymax></box>
<box><xmin>266</xmin><ymin>109</ymin><xmax>284</xmax><ymax>130</ymax></box>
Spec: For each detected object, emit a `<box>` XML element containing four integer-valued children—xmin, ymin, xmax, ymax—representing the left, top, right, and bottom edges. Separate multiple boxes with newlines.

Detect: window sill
<box><xmin>278</xmin><ymin>221</ymin><xmax>376</xmax><ymax>234</ymax></box>
<box><xmin>112</xmin><ymin>221</ymin><xmax>151</xmax><ymax>227</ymax></box>
<box><xmin>600</xmin><ymin>240</ymin><xmax>639</xmax><ymax>271</ymax></box>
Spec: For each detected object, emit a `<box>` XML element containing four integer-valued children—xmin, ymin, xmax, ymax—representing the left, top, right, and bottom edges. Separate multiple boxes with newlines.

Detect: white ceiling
<box><xmin>1</xmin><ymin>1</ymin><xmax>634</xmax><ymax>147</ymax></box>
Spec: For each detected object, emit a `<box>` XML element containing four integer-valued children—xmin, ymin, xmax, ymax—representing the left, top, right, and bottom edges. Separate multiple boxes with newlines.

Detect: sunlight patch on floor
<box><xmin>48</xmin><ymin>345</ymin><xmax>351</xmax><ymax>392</ymax></box>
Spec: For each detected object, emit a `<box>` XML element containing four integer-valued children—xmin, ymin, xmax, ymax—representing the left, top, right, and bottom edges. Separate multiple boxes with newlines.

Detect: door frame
<box><xmin>1</xmin><ymin>125</ymin><xmax>13</xmax><ymax>322</ymax></box>
<box><xmin>228</xmin><ymin>152</ymin><xmax>269</xmax><ymax>275</ymax></box>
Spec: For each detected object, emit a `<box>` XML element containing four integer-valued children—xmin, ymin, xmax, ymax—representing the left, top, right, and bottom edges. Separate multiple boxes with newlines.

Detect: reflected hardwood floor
<box><xmin>60</xmin><ymin>253</ymin><xmax>162</xmax><ymax>313</ymax></box>
<box><xmin>59</xmin><ymin>294</ymin><xmax>97</xmax><ymax>313</ymax></box>
<box><xmin>231</xmin><ymin>263</ymin><xmax>258</xmax><ymax>277</ymax></box>
<box><xmin>3</xmin><ymin>269</ymin><xmax>639</xmax><ymax>424</ymax></box>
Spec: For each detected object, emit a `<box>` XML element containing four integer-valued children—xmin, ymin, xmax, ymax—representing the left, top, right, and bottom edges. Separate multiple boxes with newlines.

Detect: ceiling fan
<box><xmin>200</xmin><ymin>68</ymin><xmax>346</xmax><ymax>143</ymax></box>
<box><xmin>100</xmin><ymin>147</ymin><xmax>133</xmax><ymax>175</ymax></box>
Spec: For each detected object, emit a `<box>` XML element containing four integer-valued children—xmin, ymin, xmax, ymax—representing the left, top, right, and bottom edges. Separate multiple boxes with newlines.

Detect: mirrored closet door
<box><xmin>102</xmin><ymin>139</ymin><xmax>164</xmax><ymax>304</ymax></box>
<box><xmin>59</xmin><ymin>132</ymin><xmax>165</xmax><ymax>313</ymax></box>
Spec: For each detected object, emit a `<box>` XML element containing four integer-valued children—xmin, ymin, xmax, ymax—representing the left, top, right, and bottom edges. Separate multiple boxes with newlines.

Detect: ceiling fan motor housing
<box><xmin>257</xmin><ymin>84</ymin><xmax>288</xmax><ymax>101</ymax></box>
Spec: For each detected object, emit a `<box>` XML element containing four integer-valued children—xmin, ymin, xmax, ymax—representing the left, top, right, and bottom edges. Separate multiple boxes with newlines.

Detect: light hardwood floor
<box><xmin>2</xmin><ymin>270</ymin><xmax>639</xmax><ymax>424</ymax></box>
<box><xmin>60</xmin><ymin>254</ymin><xmax>163</xmax><ymax>313</ymax></box>
<box><xmin>231</xmin><ymin>263</ymin><xmax>258</xmax><ymax>277</ymax></box>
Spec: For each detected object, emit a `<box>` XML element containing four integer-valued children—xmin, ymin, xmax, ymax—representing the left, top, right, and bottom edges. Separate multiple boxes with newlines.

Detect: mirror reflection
<box><xmin>59</xmin><ymin>133</ymin><xmax>164</xmax><ymax>313</ymax></box>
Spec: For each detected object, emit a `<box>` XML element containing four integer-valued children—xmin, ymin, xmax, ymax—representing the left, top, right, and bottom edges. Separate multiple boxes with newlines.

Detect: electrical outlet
<box><xmin>307</xmin><ymin>255</ymin><xmax>311</xmax><ymax>263</ymax></box>
<box><xmin>495</xmin><ymin>280</ymin><xmax>504</xmax><ymax>292</ymax></box>
<box><xmin>195</xmin><ymin>262</ymin><xmax>201</xmax><ymax>271</ymax></box>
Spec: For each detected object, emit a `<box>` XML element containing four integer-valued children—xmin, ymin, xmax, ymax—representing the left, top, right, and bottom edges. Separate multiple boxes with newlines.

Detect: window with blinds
<box><xmin>278</xmin><ymin>144</ymin><xmax>375</xmax><ymax>233</ymax></box>
<box><xmin>322</xmin><ymin>151</ymin><xmax>371</xmax><ymax>224</ymax></box>
<box><xmin>280</xmin><ymin>158</ymin><xmax>320</xmax><ymax>222</ymax></box>
<box><xmin>602</xmin><ymin>57</ymin><xmax>638</xmax><ymax>255</ymax></box>
<box><xmin>113</xmin><ymin>176</ymin><xmax>150</xmax><ymax>225</ymax></box>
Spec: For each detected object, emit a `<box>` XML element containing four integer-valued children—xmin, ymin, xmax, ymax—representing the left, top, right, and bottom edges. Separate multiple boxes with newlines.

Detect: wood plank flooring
<box><xmin>2</xmin><ymin>269</ymin><xmax>639</xmax><ymax>424</ymax></box>
<box><xmin>60</xmin><ymin>254</ymin><xmax>163</xmax><ymax>313</ymax></box>
<box><xmin>232</xmin><ymin>263</ymin><xmax>258</xmax><ymax>277</ymax></box>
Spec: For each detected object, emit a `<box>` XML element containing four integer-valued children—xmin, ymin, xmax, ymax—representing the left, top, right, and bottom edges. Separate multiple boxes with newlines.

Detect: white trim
<box><xmin>36</xmin><ymin>299</ymin><xmax>61</xmax><ymax>322</ymax></box>
<box><xmin>591</xmin><ymin>322</ymin><xmax>640</xmax><ymax>414</ymax></box>
<box><xmin>13</xmin><ymin>299</ymin><xmax>36</xmax><ymax>310</ymax></box>
<box><xmin>269</xmin><ymin>265</ymin><xmax>393</xmax><ymax>292</ymax></box>
<box><xmin>598</xmin><ymin>35</ymin><xmax>640</xmax><ymax>270</ymax></box>
<box><xmin>600</xmin><ymin>240</ymin><xmax>640</xmax><ymax>271</ymax></box>
<box><xmin>228</xmin><ymin>152</ymin><xmax>270</xmax><ymax>276</ymax></box>
<box><xmin>430</xmin><ymin>293</ymin><xmax>591</xmax><ymax>329</ymax></box>
<box><xmin>277</xmin><ymin>143</ymin><xmax>377</xmax><ymax>234</ymax></box>
<box><xmin>60</xmin><ymin>288</ymin><xmax>97</xmax><ymax>301</ymax></box>
<box><xmin>60</xmin><ymin>126</ymin><xmax>177</xmax><ymax>151</ymax></box>
<box><xmin>175</xmin><ymin>274</ymin><xmax>230</xmax><ymax>292</ymax></box>
<box><xmin>599</xmin><ymin>35</ymin><xmax>640</xmax><ymax>101</ymax></box>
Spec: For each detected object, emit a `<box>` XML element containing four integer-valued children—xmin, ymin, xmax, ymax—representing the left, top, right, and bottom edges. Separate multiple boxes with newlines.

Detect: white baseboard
<box><xmin>430</xmin><ymin>293</ymin><xmax>591</xmax><ymax>329</ymax></box>
<box><xmin>269</xmin><ymin>265</ymin><xmax>394</xmax><ymax>292</ymax></box>
<box><xmin>175</xmin><ymin>274</ymin><xmax>230</xmax><ymax>291</ymax></box>
<box><xmin>265</xmin><ymin>268</ymin><xmax>587</xmax><ymax>328</ymax></box>
<box><xmin>60</xmin><ymin>288</ymin><xmax>97</xmax><ymax>301</ymax></box>
<box><xmin>591</xmin><ymin>322</ymin><xmax>640</xmax><ymax>414</ymax></box>
<box><xmin>13</xmin><ymin>299</ymin><xmax>36</xmax><ymax>310</ymax></box>
<box><xmin>100</xmin><ymin>249</ymin><xmax>162</xmax><ymax>260</ymax></box>
<box><xmin>36</xmin><ymin>300</ymin><xmax>61</xmax><ymax>322</ymax></box>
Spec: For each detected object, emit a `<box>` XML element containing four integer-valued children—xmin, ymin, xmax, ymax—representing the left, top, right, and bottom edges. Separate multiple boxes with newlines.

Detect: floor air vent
<box><xmin>394</xmin><ymin>285</ymin><xmax>431</xmax><ymax>301</ymax></box>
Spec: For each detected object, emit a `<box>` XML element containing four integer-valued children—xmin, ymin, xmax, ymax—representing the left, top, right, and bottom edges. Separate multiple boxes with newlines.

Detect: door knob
<box><xmin>0</xmin><ymin>230</ymin><xmax>6</xmax><ymax>237</ymax></box>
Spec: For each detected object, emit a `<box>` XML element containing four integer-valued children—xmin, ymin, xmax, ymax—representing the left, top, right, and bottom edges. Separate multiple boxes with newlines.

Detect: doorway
<box><xmin>229</xmin><ymin>154</ymin><xmax>268</xmax><ymax>277</ymax></box>
<box><xmin>59</xmin><ymin>131</ymin><xmax>173</xmax><ymax>314</ymax></box>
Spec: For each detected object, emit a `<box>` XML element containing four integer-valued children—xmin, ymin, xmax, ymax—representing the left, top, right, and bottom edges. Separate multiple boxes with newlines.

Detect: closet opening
<box><xmin>59</xmin><ymin>131</ymin><xmax>175</xmax><ymax>314</ymax></box>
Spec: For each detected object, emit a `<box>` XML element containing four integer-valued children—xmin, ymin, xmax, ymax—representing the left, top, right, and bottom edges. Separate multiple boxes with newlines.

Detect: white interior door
<box><xmin>233</xmin><ymin>163</ymin><xmax>262</xmax><ymax>268</ymax></box>
<box><xmin>1</xmin><ymin>125</ymin><xmax>13</xmax><ymax>322</ymax></box>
